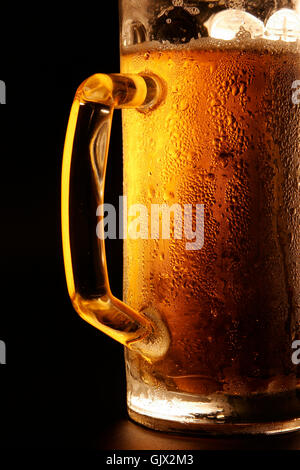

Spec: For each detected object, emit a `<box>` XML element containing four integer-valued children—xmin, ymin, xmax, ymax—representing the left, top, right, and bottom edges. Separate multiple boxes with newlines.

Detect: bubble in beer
<box><xmin>264</xmin><ymin>8</ymin><xmax>300</xmax><ymax>42</ymax></box>
<box><xmin>122</xmin><ymin>20</ymin><xmax>147</xmax><ymax>47</ymax></box>
<box><xmin>150</xmin><ymin>5</ymin><xmax>205</xmax><ymax>43</ymax></box>
<box><xmin>208</xmin><ymin>9</ymin><xmax>264</xmax><ymax>40</ymax></box>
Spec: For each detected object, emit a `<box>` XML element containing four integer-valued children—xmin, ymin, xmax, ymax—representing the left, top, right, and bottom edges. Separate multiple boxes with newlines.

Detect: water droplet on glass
<box><xmin>231</xmin><ymin>85</ymin><xmax>239</xmax><ymax>96</ymax></box>
<box><xmin>148</xmin><ymin>185</ymin><xmax>156</xmax><ymax>198</ymax></box>
<box><xmin>179</xmin><ymin>100</ymin><xmax>189</xmax><ymax>111</ymax></box>
<box><xmin>210</xmin><ymin>63</ymin><xmax>216</xmax><ymax>74</ymax></box>
<box><xmin>239</xmin><ymin>83</ymin><xmax>246</xmax><ymax>94</ymax></box>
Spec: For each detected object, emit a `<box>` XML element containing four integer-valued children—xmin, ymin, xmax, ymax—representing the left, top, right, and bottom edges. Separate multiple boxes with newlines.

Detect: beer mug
<box><xmin>62</xmin><ymin>0</ymin><xmax>300</xmax><ymax>434</ymax></box>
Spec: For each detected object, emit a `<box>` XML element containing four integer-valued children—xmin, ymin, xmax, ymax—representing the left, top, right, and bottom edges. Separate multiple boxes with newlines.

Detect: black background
<box><xmin>1</xmin><ymin>1</ymin><xmax>300</xmax><ymax>453</ymax></box>
<box><xmin>1</xmin><ymin>2</ymin><xmax>128</xmax><ymax>448</ymax></box>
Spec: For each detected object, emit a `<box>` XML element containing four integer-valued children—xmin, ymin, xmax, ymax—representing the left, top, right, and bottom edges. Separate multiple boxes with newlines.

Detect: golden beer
<box><xmin>121</xmin><ymin>39</ymin><xmax>300</xmax><ymax>402</ymax></box>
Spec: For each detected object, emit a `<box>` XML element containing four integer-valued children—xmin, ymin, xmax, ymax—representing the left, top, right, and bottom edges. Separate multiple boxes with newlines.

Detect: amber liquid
<box><xmin>121</xmin><ymin>40</ymin><xmax>300</xmax><ymax>400</ymax></box>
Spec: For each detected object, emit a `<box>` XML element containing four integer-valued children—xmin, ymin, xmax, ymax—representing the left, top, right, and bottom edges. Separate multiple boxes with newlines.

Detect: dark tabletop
<box><xmin>91</xmin><ymin>417</ymin><xmax>300</xmax><ymax>451</ymax></box>
<box><xmin>1</xmin><ymin>364</ymin><xmax>300</xmax><ymax>451</ymax></box>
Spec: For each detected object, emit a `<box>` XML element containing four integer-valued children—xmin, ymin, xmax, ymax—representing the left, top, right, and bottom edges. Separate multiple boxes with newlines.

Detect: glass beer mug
<box><xmin>62</xmin><ymin>0</ymin><xmax>300</xmax><ymax>434</ymax></box>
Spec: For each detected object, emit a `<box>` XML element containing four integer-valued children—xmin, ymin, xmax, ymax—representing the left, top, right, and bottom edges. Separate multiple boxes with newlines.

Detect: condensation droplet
<box><xmin>232</xmin><ymin>85</ymin><xmax>239</xmax><ymax>96</ymax></box>
<box><xmin>179</xmin><ymin>100</ymin><xmax>189</xmax><ymax>111</ymax></box>
<box><xmin>148</xmin><ymin>185</ymin><xmax>156</xmax><ymax>198</ymax></box>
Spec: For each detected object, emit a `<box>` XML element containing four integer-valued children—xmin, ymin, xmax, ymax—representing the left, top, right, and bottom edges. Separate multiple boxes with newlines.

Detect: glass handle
<box><xmin>61</xmin><ymin>73</ymin><xmax>170</xmax><ymax>362</ymax></box>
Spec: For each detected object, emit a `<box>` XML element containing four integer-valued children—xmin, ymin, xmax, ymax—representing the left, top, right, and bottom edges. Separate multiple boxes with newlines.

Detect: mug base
<box><xmin>126</xmin><ymin>378</ymin><xmax>300</xmax><ymax>435</ymax></box>
<box><xmin>128</xmin><ymin>408</ymin><xmax>300</xmax><ymax>436</ymax></box>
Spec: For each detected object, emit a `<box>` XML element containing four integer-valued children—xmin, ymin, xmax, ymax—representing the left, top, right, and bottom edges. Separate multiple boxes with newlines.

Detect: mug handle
<box><xmin>61</xmin><ymin>73</ymin><xmax>170</xmax><ymax>362</ymax></box>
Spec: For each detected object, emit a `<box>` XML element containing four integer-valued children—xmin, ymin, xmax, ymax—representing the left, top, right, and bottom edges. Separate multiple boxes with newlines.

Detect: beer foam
<box><xmin>121</xmin><ymin>36</ymin><xmax>300</xmax><ymax>56</ymax></box>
